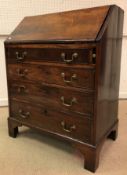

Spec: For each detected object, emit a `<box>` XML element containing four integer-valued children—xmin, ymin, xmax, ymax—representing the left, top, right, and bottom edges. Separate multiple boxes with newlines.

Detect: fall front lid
<box><xmin>6</xmin><ymin>5</ymin><xmax>111</xmax><ymax>43</ymax></box>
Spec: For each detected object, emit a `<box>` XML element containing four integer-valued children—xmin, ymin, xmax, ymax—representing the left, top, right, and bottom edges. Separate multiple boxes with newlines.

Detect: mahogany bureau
<box><xmin>5</xmin><ymin>5</ymin><xmax>124</xmax><ymax>172</ymax></box>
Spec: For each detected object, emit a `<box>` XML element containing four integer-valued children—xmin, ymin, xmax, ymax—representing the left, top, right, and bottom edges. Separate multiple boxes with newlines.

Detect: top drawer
<box><xmin>6</xmin><ymin>47</ymin><xmax>95</xmax><ymax>64</ymax></box>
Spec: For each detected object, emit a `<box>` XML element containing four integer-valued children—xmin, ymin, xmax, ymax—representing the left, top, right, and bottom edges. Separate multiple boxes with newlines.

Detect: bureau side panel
<box><xmin>95</xmin><ymin>6</ymin><xmax>124</xmax><ymax>144</ymax></box>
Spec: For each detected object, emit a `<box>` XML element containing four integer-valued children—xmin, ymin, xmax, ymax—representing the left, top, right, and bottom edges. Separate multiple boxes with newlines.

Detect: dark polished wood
<box><xmin>5</xmin><ymin>6</ymin><xmax>109</xmax><ymax>43</ymax></box>
<box><xmin>7</xmin><ymin>63</ymin><xmax>95</xmax><ymax>89</ymax></box>
<box><xmin>94</xmin><ymin>6</ymin><xmax>124</xmax><ymax>144</ymax></box>
<box><xmin>10</xmin><ymin>100</ymin><xmax>92</xmax><ymax>143</ymax></box>
<box><xmin>5</xmin><ymin>5</ymin><xmax>124</xmax><ymax>172</ymax></box>
<box><xmin>9</xmin><ymin>81</ymin><xmax>94</xmax><ymax>115</ymax></box>
<box><xmin>7</xmin><ymin>47</ymin><xmax>93</xmax><ymax>64</ymax></box>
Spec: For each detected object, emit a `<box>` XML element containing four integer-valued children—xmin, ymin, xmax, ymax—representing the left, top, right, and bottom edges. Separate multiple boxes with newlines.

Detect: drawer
<box><xmin>7</xmin><ymin>63</ymin><xmax>95</xmax><ymax>90</ymax></box>
<box><xmin>9</xmin><ymin>81</ymin><xmax>94</xmax><ymax>116</ymax></box>
<box><xmin>10</xmin><ymin>100</ymin><xmax>92</xmax><ymax>143</ymax></box>
<box><xmin>6</xmin><ymin>47</ymin><xmax>94</xmax><ymax>64</ymax></box>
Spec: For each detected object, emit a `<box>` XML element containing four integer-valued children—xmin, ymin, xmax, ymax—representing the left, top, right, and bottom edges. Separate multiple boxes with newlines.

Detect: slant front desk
<box><xmin>5</xmin><ymin>5</ymin><xmax>124</xmax><ymax>172</ymax></box>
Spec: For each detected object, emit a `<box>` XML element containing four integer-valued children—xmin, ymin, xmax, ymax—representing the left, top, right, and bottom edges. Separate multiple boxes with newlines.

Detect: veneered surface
<box><xmin>7</xmin><ymin>5</ymin><xmax>110</xmax><ymax>43</ymax></box>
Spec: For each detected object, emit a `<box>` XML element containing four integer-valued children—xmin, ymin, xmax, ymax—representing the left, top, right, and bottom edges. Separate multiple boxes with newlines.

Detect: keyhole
<box><xmin>44</xmin><ymin>109</ymin><xmax>48</xmax><ymax>115</ymax></box>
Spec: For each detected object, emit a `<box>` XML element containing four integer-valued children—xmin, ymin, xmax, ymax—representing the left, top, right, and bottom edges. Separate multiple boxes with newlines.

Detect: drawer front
<box><xmin>7</xmin><ymin>47</ymin><xmax>92</xmax><ymax>64</ymax></box>
<box><xmin>10</xmin><ymin>100</ymin><xmax>92</xmax><ymax>143</ymax></box>
<box><xmin>7</xmin><ymin>63</ymin><xmax>95</xmax><ymax>90</ymax></box>
<box><xmin>9</xmin><ymin>82</ymin><xmax>94</xmax><ymax>116</ymax></box>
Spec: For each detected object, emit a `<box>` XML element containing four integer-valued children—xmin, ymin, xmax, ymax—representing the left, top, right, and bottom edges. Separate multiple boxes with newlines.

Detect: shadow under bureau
<box><xmin>4</xmin><ymin>5</ymin><xmax>124</xmax><ymax>172</ymax></box>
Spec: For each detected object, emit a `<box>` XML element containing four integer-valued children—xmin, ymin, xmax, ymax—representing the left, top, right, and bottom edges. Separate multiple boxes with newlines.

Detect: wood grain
<box><xmin>5</xmin><ymin>5</ymin><xmax>124</xmax><ymax>172</ymax></box>
<box><xmin>9</xmin><ymin>81</ymin><xmax>94</xmax><ymax>116</ymax></box>
<box><xmin>5</xmin><ymin>6</ymin><xmax>110</xmax><ymax>43</ymax></box>
<box><xmin>7</xmin><ymin>63</ymin><xmax>95</xmax><ymax>90</ymax></box>
<box><xmin>10</xmin><ymin>100</ymin><xmax>92</xmax><ymax>143</ymax></box>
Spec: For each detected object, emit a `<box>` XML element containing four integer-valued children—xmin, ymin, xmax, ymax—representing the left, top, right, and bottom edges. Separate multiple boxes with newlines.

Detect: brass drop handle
<box><xmin>17</xmin><ymin>85</ymin><xmax>28</xmax><ymax>93</ymax></box>
<box><xmin>19</xmin><ymin>109</ymin><xmax>30</xmax><ymax>119</ymax></box>
<box><xmin>61</xmin><ymin>96</ymin><xmax>77</xmax><ymax>107</ymax></box>
<box><xmin>16</xmin><ymin>51</ymin><xmax>27</xmax><ymax>61</ymax></box>
<box><xmin>61</xmin><ymin>52</ymin><xmax>78</xmax><ymax>63</ymax></box>
<box><xmin>17</xmin><ymin>68</ymin><xmax>28</xmax><ymax>77</ymax></box>
<box><xmin>61</xmin><ymin>72</ymin><xmax>77</xmax><ymax>83</ymax></box>
<box><xmin>61</xmin><ymin>121</ymin><xmax>76</xmax><ymax>133</ymax></box>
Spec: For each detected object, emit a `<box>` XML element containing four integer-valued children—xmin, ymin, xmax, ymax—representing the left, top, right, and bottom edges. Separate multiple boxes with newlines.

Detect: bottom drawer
<box><xmin>10</xmin><ymin>100</ymin><xmax>92</xmax><ymax>143</ymax></box>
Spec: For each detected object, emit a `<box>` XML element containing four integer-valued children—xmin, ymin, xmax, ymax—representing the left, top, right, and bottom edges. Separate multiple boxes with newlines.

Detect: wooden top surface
<box><xmin>6</xmin><ymin>5</ymin><xmax>111</xmax><ymax>43</ymax></box>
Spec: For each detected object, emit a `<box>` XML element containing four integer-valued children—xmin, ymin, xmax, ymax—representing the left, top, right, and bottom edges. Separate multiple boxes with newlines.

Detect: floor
<box><xmin>0</xmin><ymin>100</ymin><xmax>127</xmax><ymax>175</ymax></box>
